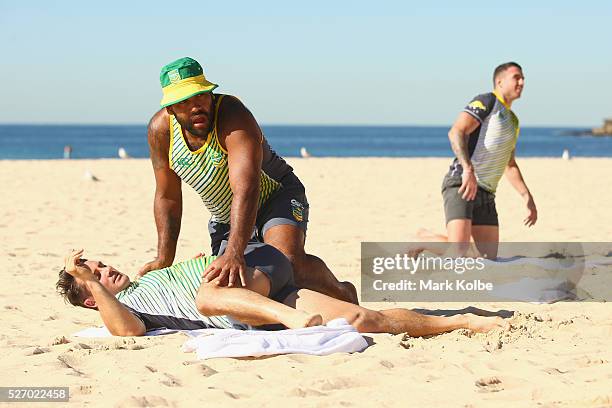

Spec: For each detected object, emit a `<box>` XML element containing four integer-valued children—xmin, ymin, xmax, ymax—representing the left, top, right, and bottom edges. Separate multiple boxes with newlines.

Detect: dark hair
<box><xmin>56</xmin><ymin>268</ymin><xmax>88</xmax><ymax>308</ymax></box>
<box><xmin>493</xmin><ymin>62</ymin><xmax>522</xmax><ymax>85</ymax></box>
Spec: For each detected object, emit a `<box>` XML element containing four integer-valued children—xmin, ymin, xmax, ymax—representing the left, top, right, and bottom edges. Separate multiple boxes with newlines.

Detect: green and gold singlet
<box><xmin>168</xmin><ymin>95</ymin><xmax>282</xmax><ymax>223</ymax></box>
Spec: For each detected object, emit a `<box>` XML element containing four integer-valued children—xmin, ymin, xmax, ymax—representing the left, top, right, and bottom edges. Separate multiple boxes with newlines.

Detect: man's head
<box><xmin>160</xmin><ymin>57</ymin><xmax>218</xmax><ymax>137</ymax></box>
<box><xmin>493</xmin><ymin>62</ymin><xmax>524</xmax><ymax>103</ymax></box>
<box><xmin>56</xmin><ymin>259</ymin><xmax>130</xmax><ymax>309</ymax></box>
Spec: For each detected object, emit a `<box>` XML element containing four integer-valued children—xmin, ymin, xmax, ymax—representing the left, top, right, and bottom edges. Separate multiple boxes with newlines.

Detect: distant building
<box><xmin>592</xmin><ymin>118</ymin><xmax>612</xmax><ymax>136</ymax></box>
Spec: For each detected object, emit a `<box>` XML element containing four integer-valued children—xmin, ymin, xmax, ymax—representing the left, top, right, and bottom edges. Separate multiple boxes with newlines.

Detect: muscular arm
<box><xmin>504</xmin><ymin>150</ymin><xmax>530</xmax><ymax>196</ymax></box>
<box><xmin>505</xmin><ymin>150</ymin><xmax>537</xmax><ymax>226</ymax></box>
<box><xmin>141</xmin><ymin>110</ymin><xmax>183</xmax><ymax>274</ymax></box>
<box><xmin>220</xmin><ymin>96</ymin><xmax>263</xmax><ymax>257</ymax></box>
<box><xmin>202</xmin><ymin>97</ymin><xmax>263</xmax><ymax>287</ymax></box>
<box><xmin>448</xmin><ymin>112</ymin><xmax>481</xmax><ymax>200</ymax></box>
<box><xmin>448</xmin><ymin>112</ymin><xmax>480</xmax><ymax>173</ymax></box>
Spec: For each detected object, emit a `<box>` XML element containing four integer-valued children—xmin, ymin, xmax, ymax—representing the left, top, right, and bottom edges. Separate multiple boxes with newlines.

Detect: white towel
<box><xmin>182</xmin><ymin>318</ymin><xmax>368</xmax><ymax>359</ymax></box>
<box><xmin>72</xmin><ymin>318</ymin><xmax>369</xmax><ymax>359</ymax></box>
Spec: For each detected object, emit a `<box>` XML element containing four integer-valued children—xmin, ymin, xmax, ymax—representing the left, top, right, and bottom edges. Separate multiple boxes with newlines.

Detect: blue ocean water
<box><xmin>0</xmin><ymin>124</ymin><xmax>611</xmax><ymax>159</ymax></box>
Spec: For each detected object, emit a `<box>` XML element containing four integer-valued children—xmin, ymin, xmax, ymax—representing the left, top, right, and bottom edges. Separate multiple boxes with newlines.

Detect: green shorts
<box><xmin>441</xmin><ymin>175</ymin><xmax>499</xmax><ymax>226</ymax></box>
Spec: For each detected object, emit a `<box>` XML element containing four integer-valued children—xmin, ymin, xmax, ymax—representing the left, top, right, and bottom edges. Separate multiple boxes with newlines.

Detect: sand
<box><xmin>1</xmin><ymin>157</ymin><xmax>611</xmax><ymax>407</ymax></box>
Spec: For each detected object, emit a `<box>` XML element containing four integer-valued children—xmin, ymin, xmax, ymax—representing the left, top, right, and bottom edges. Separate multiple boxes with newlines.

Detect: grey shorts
<box><xmin>209</xmin><ymin>173</ymin><xmax>309</xmax><ymax>255</ymax></box>
<box><xmin>217</xmin><ymin>240</ymin><xmax>296</xmax><ymax>302</ymax></box>
<box><xmin>256</xmin><ymin>174</ymin><xmax>309</xmax><ymax>238</ymax></box>
<box><xmin>442</xmin><ymin>175</ymin><xmax>499</xmax><ymax>226</ymax></box>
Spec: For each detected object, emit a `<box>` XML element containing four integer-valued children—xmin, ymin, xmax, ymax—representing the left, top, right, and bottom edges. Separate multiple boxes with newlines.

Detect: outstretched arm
<box><xmin>504</xmin><ymin>150</ymin><xmax>537</xmax><ymax>227</ymax></box>
<box><xmin>65</xmin><ymin>250</ymin><xmax>145</xmax><ymax>336</ymax></box>
<box><xmin>203</xmin><ymin>97</ymin><xmax>262</xmax><ymax>287</ymax></box>
<box><xmin>139</xmin><ymin>111</ymin><xmax>183</xmax><ymax>276</ymax></box>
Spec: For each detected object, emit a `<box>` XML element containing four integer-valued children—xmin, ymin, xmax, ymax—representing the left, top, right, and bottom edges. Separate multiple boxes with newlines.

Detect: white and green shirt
<box><xmin>116</xmin><ymin>257</ymin><xmax>249</xmax><ymax>331</ymax></box>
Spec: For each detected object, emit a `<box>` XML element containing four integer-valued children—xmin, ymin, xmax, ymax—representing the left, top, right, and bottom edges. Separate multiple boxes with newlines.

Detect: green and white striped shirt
<box><xmin>116</xmin><ymin>257</ymin><xmax>249</xmax><ymax>331</ymax></box>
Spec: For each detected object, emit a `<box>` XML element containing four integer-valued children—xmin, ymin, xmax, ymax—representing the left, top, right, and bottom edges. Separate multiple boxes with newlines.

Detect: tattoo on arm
<box><xmin>150</xmin><ymin>142</ymin><xmax>165</xmax><ymax>170</ymax></box>
<box><xmin>450</xmin><ymin>130</ymin><xmax>472</xmax><ymax>169</ymax></box>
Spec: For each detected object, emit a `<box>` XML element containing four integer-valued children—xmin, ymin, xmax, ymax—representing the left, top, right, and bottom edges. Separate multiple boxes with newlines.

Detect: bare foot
<box><xmin>416</xmin><ymin>228</ymin><xmax>447</xmax><ymax>241</ymax></box>
<box><xmin>466</xmin><ymin>314</ymin><xmax>506</xmax><ymax>333</ymax></box>
<box><xmin>416</xmin><ymin>228</ymin><xmax>435</xmax><ymax>240</ymax></box>
<box><xmin>406</xmin><ymin>245</ymin><xmax>426</xmax><ymax>259</ymax></box>
<box><xmin>283</xmin><ymin>311</ymin><xmax>323</xmax><ymax>329</ymax></box>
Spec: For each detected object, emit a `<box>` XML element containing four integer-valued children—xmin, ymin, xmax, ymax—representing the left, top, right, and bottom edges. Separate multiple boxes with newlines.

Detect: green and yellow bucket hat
<box><xmin>159</xmin><ymin>57</ymin><xmax>218</xmax><ymax>107</ymax></box>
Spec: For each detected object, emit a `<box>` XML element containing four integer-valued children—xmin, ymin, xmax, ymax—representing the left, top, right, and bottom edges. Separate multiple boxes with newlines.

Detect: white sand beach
<box><xmin>1</xmin><ymin>158</ymin><xmax>611</xmax><ymax>407</ymax></box>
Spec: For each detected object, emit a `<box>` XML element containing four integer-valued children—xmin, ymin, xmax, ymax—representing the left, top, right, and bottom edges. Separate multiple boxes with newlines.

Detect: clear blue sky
<box><xmin>1</xmin><ymin>1</ymin><xmax>610</xmax><ymax>126</ymax></box>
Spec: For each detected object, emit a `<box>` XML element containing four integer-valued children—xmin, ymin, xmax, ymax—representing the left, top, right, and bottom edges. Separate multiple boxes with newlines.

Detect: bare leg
<box><xmin>407</xmin><ymin>223</ymin><xmax>470</xmax><ymax>258</ymax></box>
<box><xmin>471</xmin><ymin>225</ymin><xmax>499</xmax><ymax>259</ymax></box>
<box><xmin>413</xmin><ymin>221</ymin><xmax>498</xmax><ymax>258</ymax></box>
<box><xmin>446</xmin><ymin>219</ymin><xmax>473</xmax><ymax>256</ymax></box>
<box><xmin>196</xmin><ymin>267</ymin><xmax>322</xmax><ymax>329</ymax></box>
<box><xmin>264</xmin><ymin>224</ymin><xmax>358</xmax><ymax>304</ymax></box>
<box><xmin>284</xmin><ymin>289</ymin><xmax>505</xmax><ymax>336</ymax></box>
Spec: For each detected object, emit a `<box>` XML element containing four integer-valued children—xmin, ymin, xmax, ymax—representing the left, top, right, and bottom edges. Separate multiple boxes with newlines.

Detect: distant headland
<box><xmin>562</xmin><ymin>119</ymin><xmax>612</xmax><ymax>137</ymax></box>
<box><xmin>591</xmin><ymin>119</ymin><xmax>612</xmax><ymax>136</ymax></box>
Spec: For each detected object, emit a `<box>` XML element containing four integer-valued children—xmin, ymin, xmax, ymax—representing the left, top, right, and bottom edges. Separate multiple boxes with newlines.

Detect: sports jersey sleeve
<box><xmin>463</xmin><ymin>93</ymin><xmax>496</xmax><ymax>123</ymax></box>
<box><xmin>122</xmin><ymin>305</ymin><xmax>214</xmax><ymax>331</ymax></box>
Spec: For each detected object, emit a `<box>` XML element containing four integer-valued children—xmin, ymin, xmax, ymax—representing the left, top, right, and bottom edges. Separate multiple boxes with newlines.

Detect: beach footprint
<box><xmin>311</xmin><ymin>376</ymin><xmax>362</xmax><ymax>392</ymax></box>
<box><xmin>475</xmin><ymin>376</ymin><xmax>503</xmax><ymax>393</ymax></box>
<box><xmin>56</xmin><ymin>352</ymin><xmax>87</xmax><ymax>377</ymax></box>
<box><xmin>115</xmin><ymin>395</ymin><xmax>171</xmax><ymax>407</ymax></box>
<box><xmin>475</xmin><ymin>375</ymin><xmax>532</xmax><ymax>394</ymax></box>
<box><xmin>288</xmin><ymin>387</ymin><xmax>328</xmax><ymax>398</ymax></box>
<box><xmin>160</xmin><ymin>372</ymin><xmax>182</xmax><ymax>387</ymax></box>
<box><xmin>572</xmin><ymin>356</ymin><xmax>609</xmax><ymax>368</ymax></box>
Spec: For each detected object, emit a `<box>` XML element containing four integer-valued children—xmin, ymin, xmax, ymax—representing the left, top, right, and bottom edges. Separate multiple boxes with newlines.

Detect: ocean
<box><xmin>0</xmin><ymin>124</ymin><xmax>610</xmax><ymax>160</ymax></box>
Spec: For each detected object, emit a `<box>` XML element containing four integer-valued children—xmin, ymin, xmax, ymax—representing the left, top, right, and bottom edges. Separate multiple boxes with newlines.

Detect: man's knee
<box><xmin>281</xmin><ymin>251</ymin><xmax>309</xmax><ymax>282</ymax></box>
<box><xmin>196</xmin><ymin>283</ymin><xmax>221</xmax><ymax>316</ymax></box>
<box><xmin>243</xmin><ymin>244</ymin><xmax>294</xmax><ymax>298</ymax></box>
<box><xmin>282</xmin><ymin>251</ymin><xmax>305</xmax><ymax>268</ymax></box>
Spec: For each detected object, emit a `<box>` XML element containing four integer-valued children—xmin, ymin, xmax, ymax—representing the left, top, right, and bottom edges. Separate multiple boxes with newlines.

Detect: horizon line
<box><xmin>0</xmin><ymin>122</ymin><xmax>595</xmax><ymax>129</ymax></box>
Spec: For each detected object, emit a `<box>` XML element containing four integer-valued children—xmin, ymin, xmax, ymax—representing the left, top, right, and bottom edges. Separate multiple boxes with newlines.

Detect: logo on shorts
<box><xmin>290</xmin><ymin>199</ymin><xmax>305</xmax><ymax>222</ymax></box>
<box><xmin>168</xmin><ymin>69</ymin><xmax>181</xmax><ymax>84</ymax></box>
<box><xmin>468</xmin><ymin>100</ymin><xmax>487</xmax><ymax>112</ymax></box>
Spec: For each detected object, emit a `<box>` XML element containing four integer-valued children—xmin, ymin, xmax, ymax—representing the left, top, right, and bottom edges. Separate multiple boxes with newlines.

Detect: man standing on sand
<box><xmin>138</xmin><ymin>57</ymin><xmax>357</xmax><ymax>304</ymax></box>
<box><xmin>441</xmin><ymin>62</ymin><xmax>537</xmax><ymax>257</ymax></box>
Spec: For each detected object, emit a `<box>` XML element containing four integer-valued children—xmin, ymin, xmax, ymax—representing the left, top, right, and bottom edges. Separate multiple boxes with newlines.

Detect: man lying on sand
<box><xmin>57</xmin><ymin>244</ymin><xmax>504</xmax><ymax>337</ymax></box>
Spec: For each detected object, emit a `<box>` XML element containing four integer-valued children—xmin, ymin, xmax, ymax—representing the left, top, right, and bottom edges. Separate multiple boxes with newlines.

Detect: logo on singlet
<box><xmin>176</xmin><ymin>157</ymin><xmax>193</xmax><ymax>167</ymax></box>
<box><xmin>211</xmin><ymin>151</ymin><xmax>225</xmax><ymax>168</ymax></box>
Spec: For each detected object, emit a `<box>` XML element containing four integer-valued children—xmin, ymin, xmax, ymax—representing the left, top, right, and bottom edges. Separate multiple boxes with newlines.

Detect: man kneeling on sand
<box><xmin>57</xmin><ymin>244</ymin><xmax>504</xmax><ymax>337</ymax></box>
